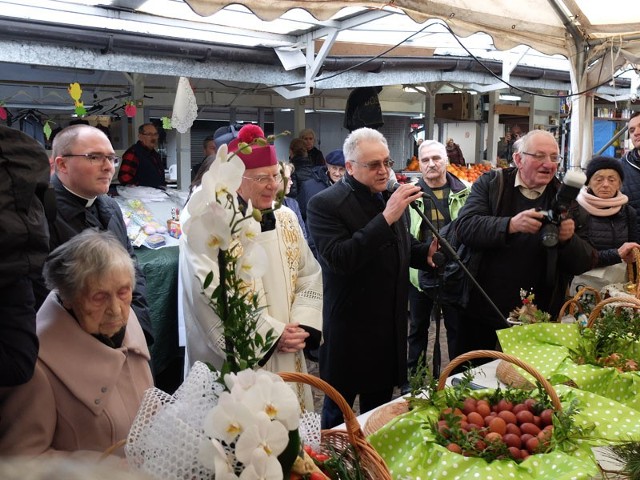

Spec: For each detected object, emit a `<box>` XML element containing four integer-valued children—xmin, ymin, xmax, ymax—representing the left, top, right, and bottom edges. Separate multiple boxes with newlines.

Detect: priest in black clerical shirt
<box><xmin>32</xmin><ymin>124</ymin><xmax>154</xmax><ymax>346</ymax></box>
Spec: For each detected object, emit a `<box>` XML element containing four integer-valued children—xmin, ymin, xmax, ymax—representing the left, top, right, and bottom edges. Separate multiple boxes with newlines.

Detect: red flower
<box><xmin>237</xmin><ymin>124</ymin><xmax>265</xmax><ymax>144</ymax></box>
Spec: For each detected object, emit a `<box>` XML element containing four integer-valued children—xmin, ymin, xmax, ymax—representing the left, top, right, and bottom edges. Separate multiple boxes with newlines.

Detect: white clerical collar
<box><xmin>62</xmin><ymin>184</ymin><xmax>97</xmax><ymax>207</ymax></box>
<box><xmin>515</xmin><ymin>170</ymin><xmax>547</xmax><ymax>199</ymax></box>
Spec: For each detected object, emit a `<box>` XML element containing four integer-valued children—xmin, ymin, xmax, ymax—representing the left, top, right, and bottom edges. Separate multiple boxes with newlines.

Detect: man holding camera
<box><xmin>453</xmin><ymin>130</ymin><xmax>596</xmax><ymax>356</ymax></box>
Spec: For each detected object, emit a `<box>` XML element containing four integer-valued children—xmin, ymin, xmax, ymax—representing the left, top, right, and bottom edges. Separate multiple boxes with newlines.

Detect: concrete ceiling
<box><xmin>0</xmin><ymin>0</ymin><xmax>634</xmax><ymax>122</ymax></box>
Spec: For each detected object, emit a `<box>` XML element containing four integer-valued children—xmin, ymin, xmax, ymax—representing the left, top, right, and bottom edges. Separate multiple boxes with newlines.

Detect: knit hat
<box><xmin>228</xmin><ymin>124</ymin><xmax>277</xmax><ymax>169</ymax></box>
<box><xmin>585</xmin><ymin>156</ymin><xmax>624</xmax><ymax>184</ymax></box>
<box><xmin>325</xmin><ymin>149</ymin><xmax>345</xmax><ymax>167</ymax></box>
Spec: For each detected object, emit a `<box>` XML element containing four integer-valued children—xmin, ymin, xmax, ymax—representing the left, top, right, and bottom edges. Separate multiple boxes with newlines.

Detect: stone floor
<box><xmin>305</xmin><ymin>316</ymin><xmax>450</xmax><ymax>416</ymax></box>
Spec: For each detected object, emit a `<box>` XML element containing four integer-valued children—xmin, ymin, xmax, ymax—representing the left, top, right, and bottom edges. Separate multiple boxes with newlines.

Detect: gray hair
<box><xmin>516</xmin><ymin>130</ymin><xmax>557</xmax><ymax>154</ymax></box>
<box><xmin>43</xmin><ymin>230</ymin><xmax>135</xmax><ymax>303</ymax></box>
<box><xmin>418</xmin><ymin>140</ymin><xmax>448</xmax><ymax>162</ymax></box>
<box><xmin>343</xmin><ymin>127</ymin><xmax>388</xmax><ymax>164</ymax></box>
<box><xmin>298</xmin><ymin>128</ymin><xmax>316</xmax><ymax>140</ymax></box>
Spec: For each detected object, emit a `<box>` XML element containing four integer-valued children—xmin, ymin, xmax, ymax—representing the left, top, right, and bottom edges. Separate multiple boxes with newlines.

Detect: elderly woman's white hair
<box><xmin>43</xmin><ymin>229</ymin><xmax>135</xmax><ymax>303</ymax></box>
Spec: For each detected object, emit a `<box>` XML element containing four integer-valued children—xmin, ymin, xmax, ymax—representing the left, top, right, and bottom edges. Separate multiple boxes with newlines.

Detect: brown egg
<box><xmin>498</xmin><ymin>410</ymin><xmax>517</xmax><ymax>424</ymax></box>
<box><xmin>475</xmin><ymin>400</ymin><xmax>491</xmax><ymax>417</ymax></box>
<box><xmin>520</xmin><ymin>422</ymin><xmax>541</xmax><ymax>436</ymax></box>
<box><xmin>515</xmin><ymin>410</ymin><xmax>535</xmax><ymax>425</ymax></box>
<box><xmin>462</xmin><ymin>397</ymin><xmax>477</xmax><ymax>415</ymax></box>
<box><xmin>503</xmin><ymin>433</ymin><xmax>522</xmax><ymax>449</ymax></box>
<box><xmin>526</xmin><ymin>436</ymin><xmax>540</xmax><ymax>454</ymax></box>
<box><xmin>467</xmin><ymin>412</ymin><xmax>485</xmax><ymax>428</ymax></box>
<box><xmin>489</xmin><ymin>417</ymin><xmax>507</xmax><ymax>436</ymax></box>
<box><xmin>508</xmin><ymin>446</ymin><xmax>522</xmax><ymax>460</ymax></box>
<box><xmin>539</xmin><ymin>409</ymin><xmax>554</xmax><ymax>427</ymax></box>
<box><xmin>506</xmin><ymin>423</ymin><xmax>522</xmax><ymax>436</ymax></box>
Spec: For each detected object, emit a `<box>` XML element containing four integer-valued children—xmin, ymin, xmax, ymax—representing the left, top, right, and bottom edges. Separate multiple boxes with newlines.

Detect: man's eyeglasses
<box><xmin>352</xmin><ymin>159</ymin><xmax>395</xmax><ymax>170</ymax></box>
<box><xmin>140</xmin><ymin>132</ymin><xmax>159</xmax><ymax>137</ymax></box>
<box><xmin>521</xmin><ymin>152</ymin><xmax>562</xmax><ymax>164</ymax></box>
<box><xmin>242</xmin><ymin>174</ymin><xmax>283</xmax><ymax>185</ymax></box>
<box><xmin>61</xmin><ymin>153</ymin><xmax>120</xmax><ymax>166</ymax></box>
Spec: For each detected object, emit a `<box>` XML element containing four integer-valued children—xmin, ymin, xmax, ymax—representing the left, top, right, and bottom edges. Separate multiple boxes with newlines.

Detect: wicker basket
<box><xmin>362</xmin><ymin>400</ymin><xmax>410</xmax><ymax>437</ymax></box>
<box><xmin>497</xmin><ymin>287</ymin><xmax>602</xmax><ymax>388</ymax></box>
<box><xmin>558</xmin><ymin>285</ymin><xmax>602</xmax><ymax>320</ymax></box>
<box><xmin>586</xmin><ymin>295</ymin><xmax>640</xmax><ymax>328</ymax></box>
<box><xmin>279</xmin><ymin>372</ymin><xmax>392</xmax><ymax>480</ymax></box>
<box><xmin>437</xmin><ymin>350</ymin><xmax>563</xmax><ymax>412</ymax></box>
<box><xmin>602</xmin><ymin>247</ymin><xmax>640</xmax><ymax>299</ymax></box>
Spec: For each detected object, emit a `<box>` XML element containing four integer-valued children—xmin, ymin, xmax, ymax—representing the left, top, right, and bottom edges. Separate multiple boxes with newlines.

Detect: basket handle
<box><xmin>628</xmin><ymin>247</ymin><xmax>640</xmax><ymax>298</ymax></box>
<box><xmin>279</xmin><ymin>372</ymin><xmax>366</xmax><ymax>447</ymax></box>
<box><xmin>557</xmin><ymin>286</ymin><xmax>601</xmax><ymax>320</ymax></box>
<box><xmin>586</xmin><ymin>296</ymin><xmax>640</xmax><ymax>328</ymax></box>
<box><xmin>436</xmin><ymin>350</ymin><xmax>562</xmax><ymax>411</ymax></box>
<box><xmin>100</xmin><ymin>438</ymin><xmax>127</xmax><ymax>461</ymax></box>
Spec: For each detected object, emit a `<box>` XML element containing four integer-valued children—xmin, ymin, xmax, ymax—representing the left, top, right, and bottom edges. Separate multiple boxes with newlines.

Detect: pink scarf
<box><xmin>576</xmin><ymin>186</ymin><xmax>628</xmax><ymax>217</ymax></box>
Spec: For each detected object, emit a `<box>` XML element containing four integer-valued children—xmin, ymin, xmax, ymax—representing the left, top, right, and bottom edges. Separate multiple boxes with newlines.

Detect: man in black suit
<box><xmin>306</xmin><ymin>127</ymin><xmax>429</xmax><ymax>428</ymax></box>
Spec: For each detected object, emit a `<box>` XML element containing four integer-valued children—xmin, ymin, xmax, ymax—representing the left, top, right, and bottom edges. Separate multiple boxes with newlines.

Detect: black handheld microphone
<box><xmin>386</xmin><ymin>179</ymin><xmax>430</xmax><ymax>199</ymax></box>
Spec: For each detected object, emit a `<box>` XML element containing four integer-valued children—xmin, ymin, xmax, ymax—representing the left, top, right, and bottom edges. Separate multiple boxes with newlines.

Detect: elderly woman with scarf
<box><xmin>577</xmin><ymin>156</ymin><xmax>640</xmax><ymax>268</ymax></box>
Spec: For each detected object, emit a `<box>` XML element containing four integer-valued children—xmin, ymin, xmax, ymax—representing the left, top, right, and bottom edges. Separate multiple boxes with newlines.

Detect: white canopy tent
<box><xmin>183</xmin><ymin>0</ymin><xmax>640</xmax><ymax>167</ymax></box>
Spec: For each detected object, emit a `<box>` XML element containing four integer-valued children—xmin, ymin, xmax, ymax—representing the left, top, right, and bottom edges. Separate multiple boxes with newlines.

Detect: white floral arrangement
<box><xmin>198</xmin><ymin>369</ymin><xmax>301</xmax><ymax>479</ymax></box>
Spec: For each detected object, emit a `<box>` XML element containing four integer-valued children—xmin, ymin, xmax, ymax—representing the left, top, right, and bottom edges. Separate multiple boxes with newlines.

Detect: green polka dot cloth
<box><xmin>369</xmin><ymin>404</ymin><xmax>595</xmax><ymax>479</ymax></box>
<box><xmin>369</xmin><ymin>387</ymin><xmax>640</xmax><ymax>479</ymax></box>
<box><xmin>497</xmin><ymin>323</ymin><xmax>640</xmax><ymax>411</ymax></box>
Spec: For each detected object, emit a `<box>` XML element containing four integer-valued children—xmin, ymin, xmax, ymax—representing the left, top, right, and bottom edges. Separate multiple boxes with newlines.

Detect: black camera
<box><xmin>538</xmin><ymin>170</ymin><xmax>586</xmax><ymax>248</ymax></box>
<box><xmin>538</xmin><ymin>208</ymin><xmax>563</xmax><ymax>247</ymax></box>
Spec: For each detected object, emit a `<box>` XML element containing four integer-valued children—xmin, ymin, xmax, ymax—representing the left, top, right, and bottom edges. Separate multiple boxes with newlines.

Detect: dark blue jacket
<box><xmin>297</xmin><ymin>166</ymin><xmax>332</xmax><ymax>220</ymax></box>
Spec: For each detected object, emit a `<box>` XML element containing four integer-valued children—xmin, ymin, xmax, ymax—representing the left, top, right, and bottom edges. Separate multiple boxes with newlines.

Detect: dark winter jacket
<box><xmin>621</xmin><ymin>151</ymin><xmax>640</xmax><ymax>231</ymax></box>
<box><xmin>586</xmin><ymin>204</ymin><xmax>638</xmax><ymax>267</ymax></box>
<box><xmin>289</xmin><ymin>154</ymin><xmax>315</xmax><ymax>198</ymax></box>
<box><xmin>297</xmin><ymin>166</ymin><xmax>333</xmax><ymax>220</ymax></box>
<box><xmin>306</xmin><ymin>173</ymin><xmax>430</xmax><ymax>393</ymax></box>
<box><xmin>307</xmin><ymin>146</ymin><xmax>325</xmax><ymax>166</ymax></box>
<box><xmin>456</xmin><ymin>167</ymin><xmax>596</xmax><ymax>320</ymax></box>
<box><xmin>33</xmin><ymin>175</ymin><xmax>154</xmax><ymax>345</ymax></box>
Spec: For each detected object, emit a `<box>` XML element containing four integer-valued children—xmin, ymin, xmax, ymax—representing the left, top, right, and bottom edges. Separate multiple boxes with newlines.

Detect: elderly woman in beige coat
<box><xmin>0</xmin><ymin>230</ymin><xmax>153</xmax><ymax>457</ymax></box>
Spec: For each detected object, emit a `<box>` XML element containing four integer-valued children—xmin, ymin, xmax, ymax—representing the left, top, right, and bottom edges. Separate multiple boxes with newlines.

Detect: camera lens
<box><xmin>540</xmin><ymin>223</ymin><xmax>559</xmax><ymax>247</ymax></box>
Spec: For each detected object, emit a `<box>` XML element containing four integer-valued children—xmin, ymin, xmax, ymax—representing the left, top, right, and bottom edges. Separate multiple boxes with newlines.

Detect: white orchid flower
<box><xmin>238</xmin><ymin>448</ymin><xmax>282</xmax><ymax>480</ymax></box>
<box><xmin>203</xmin><ymin>392</ymin><xmax>256</xmax><ymax>444</ymax></box>
<box><xmin>198</xmin><ymin>438</ymin><xmax>240</xmax><ymax>480</ymax></box>
<box><xmin>235</xmin><ymin>412</ymin><xmax>289</xmax><ymax>464</ymax></box>
<box><xmin>241</xmin><ymin>372</ymin><xmax>300</xmax><ymax>431</ymax></box>
<box><xmin>203</xmin><ymin>144</ymin><xmax>245</xmax><ymax>200</ymax></box>
<box><xmin>237</xmin><ymin>213</ymin><xmax>261</xmax><ymax>245</ymax></box>
<box><xmin>224</xmin><ymin>368</ymin><xmax>258</xmax><ymax>393</ymax></box>
<box><xmin>235</xmin><ymin>243</ymin><xmax>268</xmax><ymax>282</ymax></box>
<box><xmin>184</xmin><ymin>201</ymin><xmax>233</xmax><ymax>256</ymax></box>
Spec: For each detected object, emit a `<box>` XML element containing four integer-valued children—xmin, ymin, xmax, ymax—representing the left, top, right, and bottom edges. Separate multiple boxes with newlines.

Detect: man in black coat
<box><xmin>307</xmin><ymin>127</ymin><xmax>430</xmax><ymax>428</ymax></box>
<box><xmin>33</xmin><ymin>124</ymin><xmax>154</xmax><ymax>345</ymax></box>
<box><xmin>0</xmin><ymin>126</ymin><xmax>51</xmax><ymax>386</ymax></box>
<box><xmin>455</xmin><ymin>129</ymin><xmax>595</xmax><ymax>358</ymax></box>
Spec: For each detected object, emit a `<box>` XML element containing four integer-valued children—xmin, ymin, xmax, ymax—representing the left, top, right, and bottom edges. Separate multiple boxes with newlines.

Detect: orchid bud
<box><xmin>251</xmin><ymin>208</ymin><xmax>262</xmax><ymax>222</ymax></box>
<box><xmin>238</xmin><ymin>142</ymin><xmax>252</xmax><ymax>155</ymax></box>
